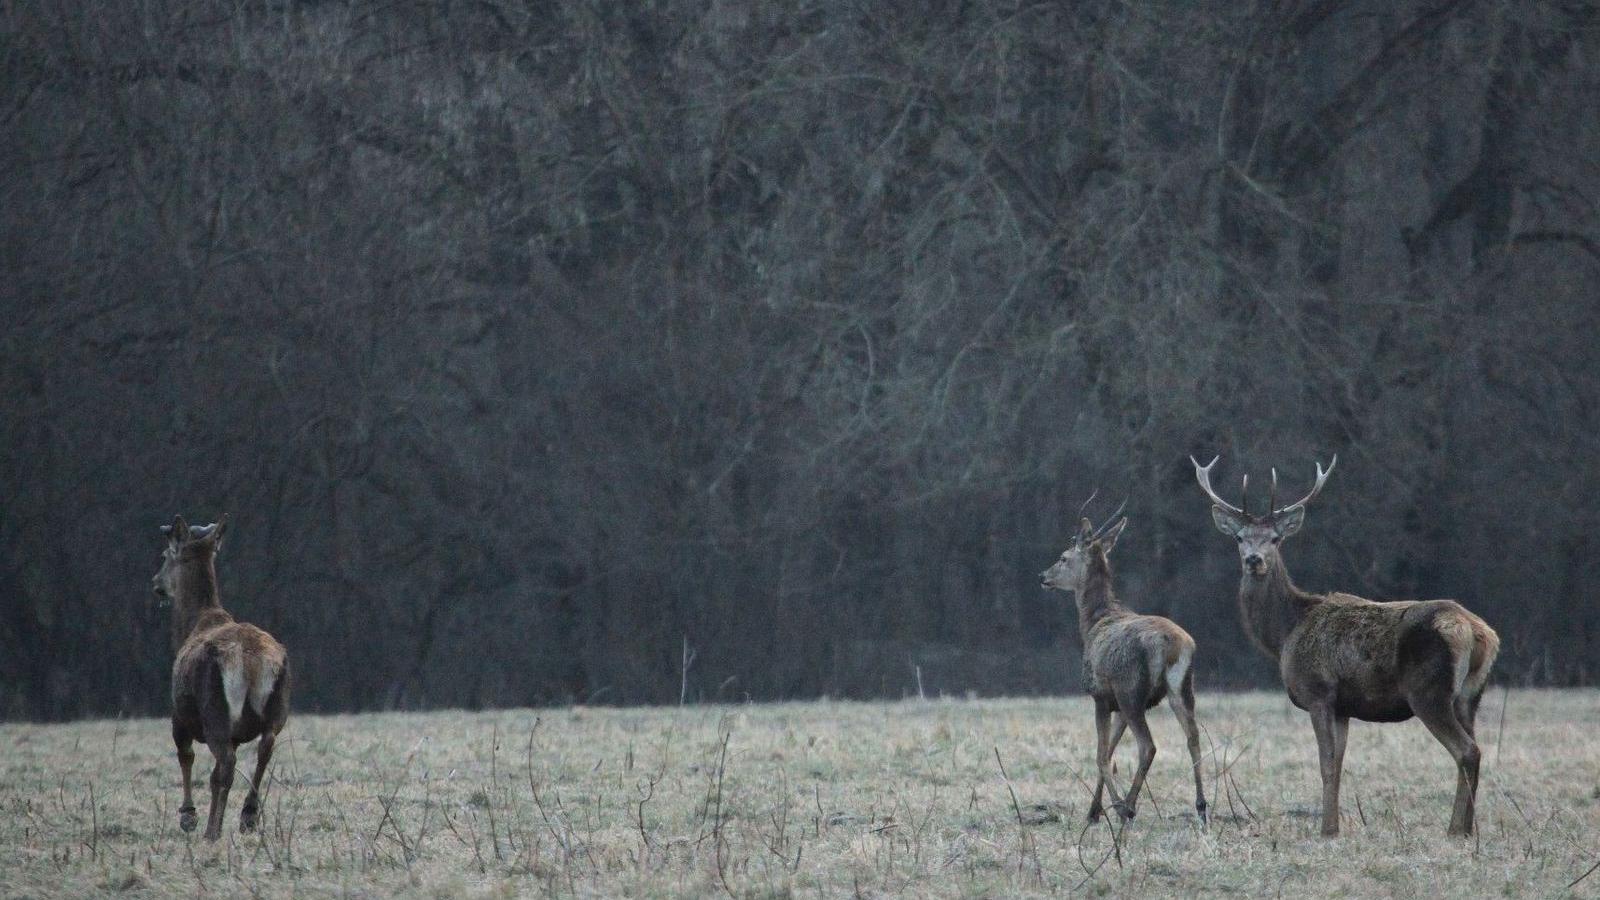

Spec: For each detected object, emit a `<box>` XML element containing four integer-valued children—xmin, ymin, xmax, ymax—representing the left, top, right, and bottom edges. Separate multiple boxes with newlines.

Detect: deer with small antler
<box><xmin>152</xmin><ymin>516</ymin><xmax>289</xmax><ymax>841</ymax></box>
<box><xmin>1041</xmin><ymin>498</ymin><xmax>1208</xmax><ymax>824</ymax></box>
<box><xmin>1192</xmin><ymin>456</ymin><xmax>1498</xmax><ymax>836</ymax></box>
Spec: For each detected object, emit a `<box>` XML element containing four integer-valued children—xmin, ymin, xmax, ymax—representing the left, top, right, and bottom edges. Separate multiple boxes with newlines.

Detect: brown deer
<box><xmin>1191</xmin><ymin>456</ymin><xmax>1498</xmax><ymax>836</ymax></box>
<box><xmin>1041</xmin><ymin>501</ymin><xmax>1207</xmax><ymax>824</ymax></box>
<box><xmin>152</xmin><ymin>515</ymin><xmax>289</xmax><ymax>841</ymax></box>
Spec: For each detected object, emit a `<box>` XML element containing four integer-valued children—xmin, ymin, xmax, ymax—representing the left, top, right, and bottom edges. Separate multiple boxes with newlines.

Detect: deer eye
<box><xmin>1270</xmin><ymin>536</ymin><xmax>1281</xmax><ymax>544</ymax></box>
<box><xmin>1235</xmin><ymin>536</ymin><xmax>1244</xmax><ymax>543</ymax></box>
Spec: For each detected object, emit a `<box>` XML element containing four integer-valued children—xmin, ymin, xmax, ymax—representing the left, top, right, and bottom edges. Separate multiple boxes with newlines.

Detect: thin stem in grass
<box><xmin>1569</xmin><ymin>855</ymin><xmax>1600</xmax><ymax>890</ymax></box>
<box><xmin>486</xmin><ymin>723</ymin><xmax>502</xmax><ymax>861</ymax></box>
<box><xmin>993</xmin><ymin>746</ymin><xmax>1043</xmax><ymax>886</ymax></box>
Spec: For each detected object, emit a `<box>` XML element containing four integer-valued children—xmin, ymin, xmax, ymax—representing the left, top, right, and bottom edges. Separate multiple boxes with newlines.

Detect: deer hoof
<box><xmin>178</xmin><ymin>806</ymin><xmax>198</xmax><ymax>833</ymax></box>
<box><xmin>1196</xmin><ymin>800</ymin><xmax>1208</xmax><ymax>823</ymax></box>
<box><xmin>1086</xmin><ymin>805</ymin><xmax>1103</xmax><ymax>824</ymax></box>
<box><xmin>1112</xmin><ymin>801</ymin><xmax>1135</xmax><ymax>822</ymax></box>
<box><xmin>240</xmin><ymin>804</ymin><xmax>259</xmax><ymax>833</ymax></box>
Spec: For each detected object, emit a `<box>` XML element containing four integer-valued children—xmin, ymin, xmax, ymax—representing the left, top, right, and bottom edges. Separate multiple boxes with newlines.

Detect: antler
<box><xmin>1190</xmin><ymin>455</ymin><xmax>1244</xmax><ymax>515</ymax></box>
<box><xmin>1273</xmin><ymin>455</ymin><xmax>1337</xmax><ymax>515</ymax></box>
<box><xmin>1076</xmin><ymin>489</ymin><xmax>1099</xmax><ymax>525</ymax></box>
<box><xmin>1090</xmin><ymin>497</ymin><xmax>1127</xmax><ymax>542</ymax></box>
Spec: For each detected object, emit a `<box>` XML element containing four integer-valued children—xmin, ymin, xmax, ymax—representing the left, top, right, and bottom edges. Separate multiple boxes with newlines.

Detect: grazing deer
<box><xmin>152</xmin><ymin>515</ymin><xmax>289</xmax><ymax>841</ymax></box>
<box><xmin>1041</xmin><ymin>502</ymin><xmax>1207</xmax><ymax>824</ymax></box>
<box><xmin>1192</xmin><ymin>456</ymin><xmax>1498</xmax><ymax>836</ymax></box>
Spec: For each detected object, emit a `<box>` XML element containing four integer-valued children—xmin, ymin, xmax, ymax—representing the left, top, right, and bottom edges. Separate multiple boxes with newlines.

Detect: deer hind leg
<box><xmin>1088</xmin><ymin>705</ymin><xmax>1126</xmax><ymax>823</ymax></box>
<box><xmin>239</xmin><ymin>732</ymin><xmax>276</xmax><ymax>833</ymax></box>
<box><xmin>1414</xmin><ymin>696</ymin><xmax>1480</xmax><ymax>836</ymax></box>
<box><xmin>202</xmin><ymin>739</ymin><xmax>237</xmax><ymax>842</ymax></box>
<box><xmin>1168</xmin><ymin>671</ymin><xmax>1208</xmax><ymax>823</ymax></box>
<box><xmin>1308</xmin><ymin>704</ymin><xmax>1348</xmax><ymax>837</ymax></box>
<box><xmin>173</xmin><ymin>724</ymin><xmax>198</xmax><ymax>833</ymax></box>
<box><xmin>1454</xmin><ymin>688</ymin><xmax>1483</xmax><ymax>739</ymax></box>
<box><xmin>240</xmin><ymin>673</ymin><xmax>288</xmax><ymax>834</ymax></box>
<box><xmin>1114</xmin><ymin>696</ymin><xmax>1157</xmax><ymax>822</ymax></box>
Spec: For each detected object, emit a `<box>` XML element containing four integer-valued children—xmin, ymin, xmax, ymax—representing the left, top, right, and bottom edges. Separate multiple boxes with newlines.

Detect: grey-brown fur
<box><xmin>152</xmin><ymin>515</ymin><xmax>290</xmax><ymax>841</ymax></box>
<box><xmin>1042</xmin><ymin>512</ymin><xmax>1207</xmax><ymax>824</ymax></box>
<box><xmin>1193</xmin><ymin>456</ymin><xmax>1499</xmax><ymax>837</ymax></box>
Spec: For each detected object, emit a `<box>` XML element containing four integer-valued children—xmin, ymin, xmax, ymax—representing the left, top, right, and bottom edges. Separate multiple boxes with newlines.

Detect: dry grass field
<box><xmin>1</xmin><ymin>690</ymin><xmax>1597</xmax><ymax>898</ymax></box>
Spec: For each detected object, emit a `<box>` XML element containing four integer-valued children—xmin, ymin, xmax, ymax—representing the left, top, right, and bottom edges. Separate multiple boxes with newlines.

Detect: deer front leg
<box><xmin>1308</xmin><ymin>705</ymin><xmax>1347</xmax><ymax>837</ymax></box>
<box><xmin>173</xmin><ymin>726</ymin><xmax>197</xmax><ymax>834</ymax></box>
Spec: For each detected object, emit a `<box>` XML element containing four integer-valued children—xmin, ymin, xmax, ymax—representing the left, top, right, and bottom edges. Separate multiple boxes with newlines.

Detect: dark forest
<box><xmin>4</xmin><ymin>1</ymin><xmax>1598</xmax><ymax>720</ymax></box>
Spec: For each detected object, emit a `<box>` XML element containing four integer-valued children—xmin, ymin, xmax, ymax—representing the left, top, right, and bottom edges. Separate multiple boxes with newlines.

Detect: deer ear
<box><xmin>1077</xmin><ymin>517</ymin><xmax>1093</xmax><ymax>542</ymax></box>
<box><xmin>1273</xmin><ymin>506</ymin><xmax>1306</xmax><ymax>539</ymax></box>
<box><xmin>168</xmin><ymin>515</ymin><xmax>190</xmax><ymax>546</ymax></box>
<box><xmin>1210</xmin><ymin>506</ymin><xmax>1245</xmax><ymax>537</ymax></box>
<box><xmin>198</xmin><ymin>515</ymin><xmax>228</xmax><ymax>551</ymax></box>
<box><xmin>1097</xmin><ymin>517</ymin><xmax>1127</xmax><ymax>554</ymax></box>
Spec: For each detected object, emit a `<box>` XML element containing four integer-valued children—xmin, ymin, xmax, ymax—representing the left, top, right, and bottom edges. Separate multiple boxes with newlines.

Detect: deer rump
<box><xmin>1279</xmin><ymin>597</ymin><xmax>1495</xmax><ymax>723</ymax></box>
<box><xmin>1082</xmin><ymin>616</ymin><xmax>1194</xmax><ymax>712</ymax></box>
<box><xmin>172</xmin><ymin>624</ymin><xmax>288</xmax><ymax>745</ymax></box>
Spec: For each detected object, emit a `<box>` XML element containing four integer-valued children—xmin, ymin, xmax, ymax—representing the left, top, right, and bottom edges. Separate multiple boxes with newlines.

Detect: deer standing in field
<box><xmin>1041</xmin><ymin>502</ymin><xmax>1207</xmax><ymax>824</ymax></box>
<box><xmin>151</xmin><ymin>515</ymin><xmax>289</xmax><ymax>841</ymax></box>
<box><xmin>1192</xmin><ymin>456</ymin><xmax>1498</xmax><ymax>836</ymax></box>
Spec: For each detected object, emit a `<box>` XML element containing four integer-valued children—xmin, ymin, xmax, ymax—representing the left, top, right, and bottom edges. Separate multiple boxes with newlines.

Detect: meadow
<box><xmin>1</xmin><ymin>690</ymin><xmax>1596</xmax><ymax>898</ymax></box>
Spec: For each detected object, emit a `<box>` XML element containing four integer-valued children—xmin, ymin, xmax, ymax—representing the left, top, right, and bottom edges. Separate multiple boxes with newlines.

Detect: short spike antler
<box><xmin>1268</xmin><ymin>468</ymin><xmax>1279</xmax><ymax>514</ymax></box>
<box><xmin>1273</xmin><ymin>455</ymin><xmax>1338</xmax><ymax>515</ymax></box>
<box><xmin>1240</xmin><ymin>473</ymin><xmax>1250</xmax><ymax>519</ymax></box>
<box><xmin>1076</xmin><ymin>489</ymin><xmax>1099</xmax><ymax>526</ymax></box>
<box><xmin>1190</xmin><ymin>455</ymin><xmax>1245</xmax><ymax>515</ymax></box>
<box><xmin>1091</xmin><ymin>498</ymin><xmax>1128</xmax><ymax>542</ymax></box>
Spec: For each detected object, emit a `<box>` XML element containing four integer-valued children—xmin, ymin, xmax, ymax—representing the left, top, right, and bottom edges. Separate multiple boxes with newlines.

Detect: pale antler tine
<box><xmin>1094</xmin><ymin>497</ymin><xmax>1128</xmax><ymax>540</ymax></box>
<box><xmin>1240</xmin><ymin>473</ymin><xmax>1249</xmax><ymax>519</ymax></box>
<box><xmin>1269</xmin><ymin>468</ymin><xmax>1278</xmax><ymax>515</ymax></box>
<box><xmin>1076</xmin><ymin>488</ymin><xmax>1099</xmax><ymax>525</ymax></box>
<box><xmin>1276</xmin><ymin>454</ymin><xmax>1339</xmax><ymax>514</ymax></box>
<box><xmin>1191</xmin><ymin>455</ymin><xmax>1244</xmax><ymax>515</ymax></box>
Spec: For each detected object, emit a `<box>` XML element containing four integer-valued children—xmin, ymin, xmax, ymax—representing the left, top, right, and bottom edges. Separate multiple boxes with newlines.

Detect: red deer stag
<box><xmin>152</xmin><ymin>516</ymin><xmax>289</xmax><ymax>841</ymax></box>
<box><xmin>1191</xmin><ymin>456</ymin><xmax>1498</xmax><ymax>836</ymax></box>
<box><xmin>1041</xmin><ymin>501</ymin><xmax>1207</xmax><ymax>824</ymax></box>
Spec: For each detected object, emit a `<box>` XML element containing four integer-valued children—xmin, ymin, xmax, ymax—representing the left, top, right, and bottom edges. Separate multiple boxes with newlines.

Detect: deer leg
<box><xmin>1308</xmin><ymin>704</ymin><xmax>1347</xmax><ymax>837</ymax></box>
<box><xmin>1114</xmin><ymin>699</ymin><xmax>1157</xmax><ymax>822</ymax></box>
<box><xmin>1088</xmin><ymin>708</ymin><xmax>1126</xmax><ymax>823</ymax></box>
<box><xmin>1169</xmin><ymin>673</ymin><xmax>1208</xmax><ymax>823</ymax></box>
<box><xmin>239</xmin><ymin>732</ymin><xmax>276</xmax><ymax>833</ymax></box>
<box><xmin>173</xmin><ymin>725</ymin><xmax>197</xmax><ymax>834</ymax></box>
<box><xmin>1415</xmin><ymin>699</ymin><xmax>1480</xmax><ymax>836</ymax></box>
<box><xmin>1454</xmin><ymin>689</ymin><xmax>1482</xmax><ymax>739</ymax></box>
<box><xmin>203</xmin><ymin>740</ymin><xmax>236</xmax><ymax>842</ymax></box>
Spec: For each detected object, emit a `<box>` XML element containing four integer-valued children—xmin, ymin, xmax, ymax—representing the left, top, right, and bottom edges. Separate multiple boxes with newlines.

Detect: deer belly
<box><xmin>1332</xmin><ymin>687</ymin><xmax>1413</xmax><ymax>723</ymax></box>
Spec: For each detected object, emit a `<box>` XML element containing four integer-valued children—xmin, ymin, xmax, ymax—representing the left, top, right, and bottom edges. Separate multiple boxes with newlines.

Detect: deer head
<box><xmin>152</xmin><ymin>514</ymin><xmax>227</xmax><ymax>606</ymax></box>
<box><xmin>1040</xmin><ymin>495</ymin><xmax>1127</xmax><ymax>592</ymax></box>
<box><xmin>1191</xmin><ymin>455</ymin><xmax>1335</xmax><ymax>578</ymax></box>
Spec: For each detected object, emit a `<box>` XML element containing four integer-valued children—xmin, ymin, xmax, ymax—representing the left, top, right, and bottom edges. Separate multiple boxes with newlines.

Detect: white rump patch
<box><xmin>216</xmin><ymin>642</ymin><xmax>247</xmax><ymax>725</ymax></box>
<box><xmin>1165</xmin><ymin>644</ymin><xmax>1193</xmax><ymax>696</ymax></box>
<box><xmin>249</xmin><ymin>661</ymin><xmax>280</xmax><ymax>716</ymax></box>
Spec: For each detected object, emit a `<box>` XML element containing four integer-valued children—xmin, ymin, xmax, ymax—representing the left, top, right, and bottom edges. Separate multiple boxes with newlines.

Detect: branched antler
<box><xmin>1190</xmin><ymin>456</ymin><xmax>1244</xmax><ymax>515</ymax></box>
<box><xmin>1273</xmin><ymin>456</ymin><xmax>1337</xmax><ymax>515</ymax></box>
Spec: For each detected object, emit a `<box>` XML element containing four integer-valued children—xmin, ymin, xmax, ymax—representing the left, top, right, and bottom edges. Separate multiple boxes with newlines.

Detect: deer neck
<box><xmin>1237</xmin><ymin>555</ymin><xmax>1319</xmax><ymax>660</ymax></box>
<box><xmin>171</xmin><ymin>555</ymin><xmax>231</xmax><ymax>652</ymax></box>
<box><xmin>1074</xmin><ymin>549</ymin><xmax>1124</xmax><ymax>642</ymax></box>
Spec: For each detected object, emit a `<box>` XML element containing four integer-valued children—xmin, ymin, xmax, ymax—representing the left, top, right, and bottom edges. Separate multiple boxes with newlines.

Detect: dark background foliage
<box><xmin>4</xmin><ymin>1</ymin><xmax>1598</xmax><ymax>720</ymax></box>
